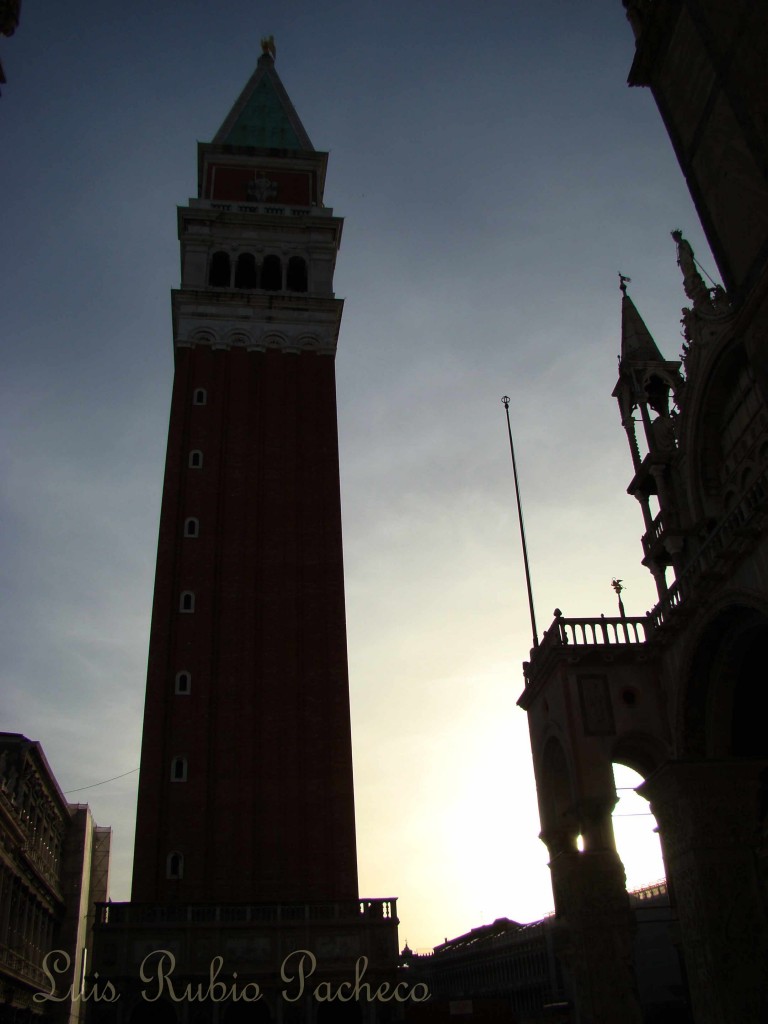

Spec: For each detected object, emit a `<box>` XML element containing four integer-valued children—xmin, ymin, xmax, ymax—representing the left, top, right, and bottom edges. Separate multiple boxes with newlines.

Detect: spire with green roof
<box><xmin>213</xmin><ymin>40</ymin><xmax>313</xmax><ymax>151</ymax></box>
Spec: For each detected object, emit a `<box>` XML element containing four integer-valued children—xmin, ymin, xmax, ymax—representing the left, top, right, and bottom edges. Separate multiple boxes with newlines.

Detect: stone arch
<box><xmin>226</xmin><ymin>330</ymin><xmax>251</xmax><ymax>348</ymax></box>
<box><xmin>296</xmin><ymin>334</ymin><xmax>320</xmax><ymax>351</ymax></box>
<box><xmin>263</xmin><ymin>332</ymin><xmax>287</xmax><ymax>350</ymax></box>
<box><xmin>261</xmin><ymin>254</ymin><xmax>282</xmax><ymax>291</ymax></box>
<box><xmin>679</xmin><ymin>601</ymin><xmax>768</xmax><ymax>758</ymax></box>
<box><xmin>286</xmin><ymin>255</ymin><xmax>308</xmax><ymax>292</ymax></box>
<box><xmin>642</xmin><ymin>368</ymin><xmax>678</xmax><ymax>419</ymax></box>
<box><xmin>234</xmin><ymin>252</ymin><xmax>258</xmax><ymax>289</ymax></box>
<box><xmin>208</xmin><ymin>251</ymin><xmax>231</xmax><ymax>287</ymax></box>
<box><xmin>537</xmin><ymin>735</ymin><xmax>578</xmax><ymax>853</ymax></box>
<box><xmin>612</xmin><ymin>732</ymin><xmax>669</xmax><ymax>779</ymax></box>
<box><xmin>191</xmin><ymin>328</ymin><xmax>217</xmax><ymax>347</ymax></box>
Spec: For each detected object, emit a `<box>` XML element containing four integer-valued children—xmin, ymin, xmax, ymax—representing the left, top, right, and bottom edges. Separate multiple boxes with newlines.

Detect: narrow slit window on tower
<box><xmin>208</xmin><ymin>251</ymin><xmax>231</xmax><ymax>287</ymax></box>
<box><xmin>166</xmin><ymin>852</ymin><xmax>184</xmax><ymax>879</ymax></box>
<box><xmin>175</xmin><ymin>671</ymin><xmax>191</xmax><ymax>695</ymax></box>
<box><xmin>170</xmin><ymin>757</ymin><xmax>187</xmax><ymax>782</ymax></box>
<box><xmin>184</xmin><ymin>517</ymin><xmax>199</xmax><ymax>538</ymax></box>
<box><xmin>261</xmin><ymin>254</ymin><xmax>282</xmax><ymax>291</ymax></box>
<box><xmin>235</xmin><ymin>252</ymin><xmax>258</xmax><ymax>289</ymax></box>
<box><xmin>179</xmin><ymin>591</ymin><xmax>195</xmax><ymax>613</ymax></box>
<box><xmin>193</xmin><ymin>388</ymin><xmax>207</xmax><ymax>406</ymax></box>
<box><xmin>287</xmin><ymin>256</ymin><xmax>308</xmax><ymax>293</ymax></box>
<box><xmin>188</xmin><ymin>450</ymin><xmax>203</xmax><ymax>469</ymax></box>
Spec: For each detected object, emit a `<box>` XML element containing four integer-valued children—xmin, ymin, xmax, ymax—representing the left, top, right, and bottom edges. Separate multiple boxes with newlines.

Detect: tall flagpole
<box><xmin>501</xmin><ymin>396</ymin><xmax>539</xmax><ymax>648</ymax></box>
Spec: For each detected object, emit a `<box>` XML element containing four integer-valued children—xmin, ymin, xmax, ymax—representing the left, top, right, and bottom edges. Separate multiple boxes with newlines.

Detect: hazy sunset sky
<box><xmin>2</xmin><ymin>1</ymin><xmax>716</xmax><ymax>949</ymax></box>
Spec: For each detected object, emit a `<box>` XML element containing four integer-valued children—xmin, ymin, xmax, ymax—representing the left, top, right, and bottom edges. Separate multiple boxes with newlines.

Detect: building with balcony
<box><xmin>0</xmin><ymin>733</ymin><xmax>111</xmax><ymax>1024</ymax></box>
<box><xmin>518</xmin><ymin>3</ymin><xmax>768</xmax><ymax>1021</ymax></box>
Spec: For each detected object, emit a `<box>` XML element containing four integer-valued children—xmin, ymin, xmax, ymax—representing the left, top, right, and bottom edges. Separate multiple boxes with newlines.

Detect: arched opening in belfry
<box><xmin>235</xmin><ymin>252</ymin><xmax>258</xmax><ymax>289</ymax></box>
<box><xmin>261</xmin><ymin>254</ymin><xmax>282</xmax><ymax>291</ymax></box>
<box><xmin>208</xmin><ymin>251</ymin><xmax>231</xmax><ymax>287</ymax></box>
<box><xmin>611</xmin><ymin>763</ymin><xmax>665</xmax><ymax>892</ymax></box>
<box><xmin>287</xmin><ymin>255</ymin><xmax>308</xmax><ymax>292</ymax></box>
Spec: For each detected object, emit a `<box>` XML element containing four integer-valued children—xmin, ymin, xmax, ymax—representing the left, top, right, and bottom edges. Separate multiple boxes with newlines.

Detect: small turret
<box><xmin>613</xmin><ymin>276</ymin><xmax>685</xmax><ymax>598</ymax></box>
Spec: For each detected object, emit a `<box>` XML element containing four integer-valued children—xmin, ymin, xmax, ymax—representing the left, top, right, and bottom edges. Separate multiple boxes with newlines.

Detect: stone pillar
<box><xmin>547</xmin><ymin>842</ymin><xmax>643</xmax><ymax>1023</ymax></box>
<box><xmin>641</xmin><ymin>759</ymin><xmax>768</xmax><ymax>1024</ymax></box>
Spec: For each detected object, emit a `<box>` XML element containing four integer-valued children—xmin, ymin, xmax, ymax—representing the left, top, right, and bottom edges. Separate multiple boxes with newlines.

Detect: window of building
<box><xmin>175</xmin><ymin>671</ymin><xmax>191</xmax><ymax>695</ymax></box>
<box><xmin>235</xmin><ymin>253</ymin><xmax>258</xmax><ymax>289</ymax></box>
<box><xmin>261</xmin><ymin>254</ymin><xmax>282</xmax><ymax>291</ymax></box>
<box><xmin>179</xmin><ymin>591</ymin><xmax>195</xmax><ymax>613</ymax></box>
<box><xmin>193</xmin><ymin>388</ymin><xmax>207</xmax><ymax>406</ymax></box>
<box><xmin>184</xmin><ymin>517</ymin><xmax>199</xmax><ymax>538</ymax></box>
<box><xmin>188</xmin><ymin>450</ymin><xmax>203</xmax><ymax>469</ymax></box>
<box><xmin>208</xmin><ymin>251</ymin><xmax>231</xmax><ymax>287</ymax></box>
<box><xmin>170</xmin><ymin>757</ymin><xmax>187</xmax><ymax>782</ymax></box>
<box><xmin>167</xmin><ymin>852</ymin><xmax>184</xmax><ymax>879</ymax></box>
<box><xmin>287</xmin><ymin>256</ymin><xmax>308</xmax><ymax>293</ymax></box>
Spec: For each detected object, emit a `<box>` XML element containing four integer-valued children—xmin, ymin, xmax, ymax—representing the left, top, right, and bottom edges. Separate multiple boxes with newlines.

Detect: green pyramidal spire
<box><xmin>213</xmin><ymin>49</ymin><xmax>314</xmax><ymax>151</ymax></box>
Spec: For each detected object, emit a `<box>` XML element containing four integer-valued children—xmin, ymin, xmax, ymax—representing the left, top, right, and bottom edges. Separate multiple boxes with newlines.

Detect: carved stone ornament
<box><xmin>247</xmin><ymin>174</ymin><xmax>278</xmax><ymax>202</ymax></box>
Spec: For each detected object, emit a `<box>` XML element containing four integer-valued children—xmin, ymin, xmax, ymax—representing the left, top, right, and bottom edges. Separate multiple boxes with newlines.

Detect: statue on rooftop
<box><xmin>672</xmin><ymin>229</ymin><xmax>710</xmax><ymax>308</ymax></box>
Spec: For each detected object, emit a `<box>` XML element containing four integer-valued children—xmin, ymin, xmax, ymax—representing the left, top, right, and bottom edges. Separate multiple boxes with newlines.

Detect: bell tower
<box><xmin>92</xmin><ymin>47</ymin><xmax>399</xmax><ymax>1020</ymax></box>
<box><xmin>130</xmin><ymin>45</ymin><xmax>358</xmax><ymax>907</ymax></box>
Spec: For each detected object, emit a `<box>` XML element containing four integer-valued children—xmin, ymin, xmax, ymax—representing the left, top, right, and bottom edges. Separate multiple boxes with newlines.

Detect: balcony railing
<box><xmin>96</xmin><ymin>898</ymin><xmax>397</xmax><ymax>928</ymax></box>
<box><xmin>0</xmin><ymin>943</ymin><xmax>49</xmax><ymax>988</ymax></box>
<box><xmin>550</xmin><ymin>615</ymin><xmax>649</xmax><ymax>646</ymax></box>
<box><xmin>523</xmin><ymin>612</ymin><xmax>651</xmax><ymax>689</ymax></box>
<box><xmin>629</xmin><ymin>879</ymin><xmax>668</xmax><ymax>904</ymax></box>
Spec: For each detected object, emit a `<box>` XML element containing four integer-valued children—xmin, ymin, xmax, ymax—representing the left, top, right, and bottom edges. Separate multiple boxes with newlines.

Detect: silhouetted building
<box><xmin>91</xmin><ymin>45</ymin><xmax>400</xmax><ymax>1024</ymax></box>
<box><xmin>0</xmin><ymin>733</ymin><xmax>111</xmax><ymax>1024</ymax></box>
<box><xmin>402</xmin><ymin>917</ymin><xmax>567</xmax><ymax>1024</ymax></box>
<box><xmin>402</xmin><ymin>883</ymin><xmax>686</xmax><ymax>1024</ymax></box>
<box><xmin>519</xmin><ymin>3</ymin><xmax>768</xmax><ymax>1021</ymax></box>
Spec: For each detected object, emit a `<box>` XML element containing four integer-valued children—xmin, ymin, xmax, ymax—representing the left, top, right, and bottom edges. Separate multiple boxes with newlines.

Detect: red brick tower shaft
<box><xmin>131</xmin><ymin>52</ymin><xmax>358</xmax><ymax>905</ymax></box>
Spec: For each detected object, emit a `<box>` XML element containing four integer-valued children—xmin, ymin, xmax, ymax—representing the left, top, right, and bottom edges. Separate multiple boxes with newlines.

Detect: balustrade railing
<box><xmin>629</xmin><ymin>879</ymin><xmax>668</xmax><ymax>903</ymax></box>
<box><xmin>551</xmin><ymin>615</ymin><xmax>649</xmax><ymax>646</ymax></box>
<box><xmin>650</xmin><ymin>512</ymin><xmax>664</xmax><ymax>544</ymax></box>
<box><xmin>524</xmin><ymin>613</ymin><xmax>650</xmax><ymax>685</ymax></box>
<box><xmin>96</xmin><ymin>898</ymin><xmax>397</xmax><ymax>927</ymax></box>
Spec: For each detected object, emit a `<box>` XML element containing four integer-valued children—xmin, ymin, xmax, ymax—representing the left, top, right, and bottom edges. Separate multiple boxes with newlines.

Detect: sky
<box><xmin>1</xmin><ymin>1</ymin><xmax>718</xmax><ymax>951</ymax></box>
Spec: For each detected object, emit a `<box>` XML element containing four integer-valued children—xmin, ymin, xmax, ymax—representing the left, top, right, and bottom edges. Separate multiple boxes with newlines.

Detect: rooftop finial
<box><xmin>619</xmin><ymin>272</ymin><xmax>631</xmax><ymax>295</ymax></box>
<box><xmin>260</xmin><ymin>35</ymin><xmax>276</xmax><ymax>61</ymax></box>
